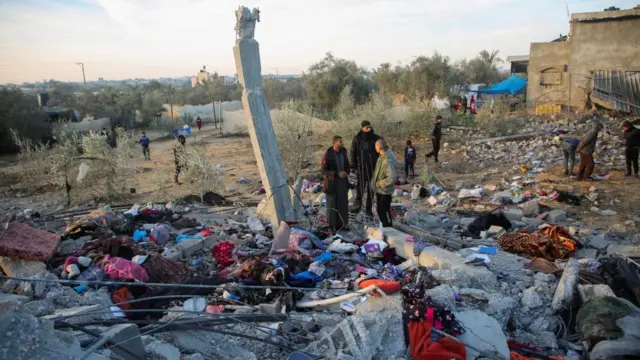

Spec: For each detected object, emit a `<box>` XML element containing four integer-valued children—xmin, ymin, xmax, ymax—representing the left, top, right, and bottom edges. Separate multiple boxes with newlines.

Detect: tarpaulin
<box><xmin>478</xmin><ymin>75</ymin><xmax>527</xmax><ymax>95</ymax></box>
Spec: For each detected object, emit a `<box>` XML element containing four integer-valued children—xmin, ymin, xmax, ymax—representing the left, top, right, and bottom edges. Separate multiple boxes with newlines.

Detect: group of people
<box><xmin>138</xmin><ymin>132</ymin><xmax>187</xmax><ymax>184</ymax></box>
<box><xmin>556</xmin><ymin>120</ymin><xmax>640</xmax><ymax>180</ymax></box>
<box><xmin>455</xmin><ymin>95</ymin><xmax>477</xmax><ymax>115</ymax></box>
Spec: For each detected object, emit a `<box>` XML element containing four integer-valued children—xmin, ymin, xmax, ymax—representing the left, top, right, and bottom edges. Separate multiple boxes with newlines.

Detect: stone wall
<box><xmin>526</xmin><ymin>42</ymin><xmax>571</xmax><ymax>111</ymax></box>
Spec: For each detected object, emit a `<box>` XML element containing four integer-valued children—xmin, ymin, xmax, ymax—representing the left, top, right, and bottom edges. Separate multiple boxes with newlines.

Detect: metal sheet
<box><xmin>591</xmin><ymin>70</ymin><xmax>640</xmax><ymax>116</ymax></box>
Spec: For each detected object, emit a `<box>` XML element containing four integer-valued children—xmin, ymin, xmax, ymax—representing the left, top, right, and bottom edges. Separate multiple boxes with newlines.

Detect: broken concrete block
<box><xmin>576</xmin><ymin>248</ymin><xmax>598</xmax><ymax>259</ymax></box>
<box><xmin>0</xmin><ymin>312</ymin><xmax>82</xmax><ymax>360</ymax></box>
<box><xmin>455</xmin><ymin>310</ymin><xmax>510</xmax><ymax>360</ymax></box>
<box><xmin>551</xmin><ymin>258</ymin><xmax>580</xmax><ymax>311</ymax></box>
<box><xmin>176</xmin><ymin>239</ymin><xmax>204</xmax><ymax>258</ymax></box>
<box><xmin>0</xmin><ymin>293</ymin><xmax>30</xmax><ymax>316</ymax></box>
<box><xmin>578</xmin><ymin>284</ymin><xmax>615</xmax><ymax>302</ymax></box>
<box><xmin>20</xmin><ymin>299</ymin><xmax>55</xmax><ymax>317</ymax></box>
<box><xmin>546</xmin><ymin>210</ymin><xmax>567</xmax><ymax>223</ymax></box>
<box><xmin>503</xmin><ymin>209</ymin><xmax>523</xmax><ymax>221</ymax></box>
<box><xmin>161</xmin><ymin>247</ymin><xmax>181</xmax><ymax>262</ymax></box>
<box><xmin>521</xmin><ymin>200</ymin><xmax>540</xmax><ymax>215</ymax></box>
<box><xmin>158</xmin><ymin>330</ymin><xmax>257</xmax><ymax>360</ymax></box>
<box><xmin>182</xmin><ymin>355</ymin><xmax>205</xmax><ymax>360</ymax></box>
<box><xmin>522</xmin><ymin>287</ymin><xmax>543</xmax><ymax>308</ymax></box>
<box><xmin>103</xmin><ymin>324</ymin><xmax>146</xmax><ymax>360</ymax></box>
<box><xmin>0</xmin><ymin>222</ymin><xmax>61</xmax><ymax>261</ymax></box>
<box><xmin>146</xmin><ymin>341</ymin><xmax>181</xmax><ymax>360</ymax></box>
<box><xmin>43</xmin><ymin>305</ymin><xmax>113</xmax><ymax>324</ymax></box>
<box><xmin>588</xmin><ymin>234</ymin><xmax>611</xmax><ymax>251</ymax></box>
<box><xmin>606</xmin><ymin>244</ymin><xmax>640</xmax><ymax>257</ymax></box>
<box><xmin>459</xmin><ymin>217</ymin><xmax>475</xmax><ymax>227</ymax></box>
<box><xmin>202</xmin><ymin>235</ymin><xmax>221</xmax><ymax>250</ymax></box>
<box><xmin>0</xmin><ymin>257</ymin><xmax>46</xmax><ymax>277</ymax></box>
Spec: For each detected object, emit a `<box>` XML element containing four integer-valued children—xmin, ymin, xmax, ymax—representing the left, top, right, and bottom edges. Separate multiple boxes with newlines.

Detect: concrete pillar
<box><xmin>233</xmin><ymin>6</ymin><xmax>294</xmax><ymax>225</ymax></box>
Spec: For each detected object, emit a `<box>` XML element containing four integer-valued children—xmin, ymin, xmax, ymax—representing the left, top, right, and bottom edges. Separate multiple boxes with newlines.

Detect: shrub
<box><xmin>274</xmin><ymin>101</ymin><xmax>315</xmax><ymax>182</ymax></box>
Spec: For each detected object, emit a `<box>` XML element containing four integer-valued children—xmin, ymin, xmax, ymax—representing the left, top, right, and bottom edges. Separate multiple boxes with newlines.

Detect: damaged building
<box><xmin>525</xmin><ymin>7</ymin><xmax>640</xmax><ymax>115</ymax></box>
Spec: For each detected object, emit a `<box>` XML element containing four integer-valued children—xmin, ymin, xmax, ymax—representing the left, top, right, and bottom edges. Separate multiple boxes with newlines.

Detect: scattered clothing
<box><xmin>100</xmin><ymin>255</ymin><xmax>149</xmax><ymax>282</ymax></box>
<box><xmin>497</xmin><ymin>226</ymin><xmax>579</xmax><ymax>261</ymax></box>
<box><xmin>212</xmin><ymin>241</ymin><xmax>235</xmax><ymax>269</ymax></box>
<box><xmin>464</xmin><ymin>210</ymin><xmax>512</xmax><ymax>238</ymax></box>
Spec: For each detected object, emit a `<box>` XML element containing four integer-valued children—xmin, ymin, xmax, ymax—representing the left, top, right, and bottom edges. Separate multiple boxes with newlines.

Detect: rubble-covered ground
<box><xmin>0</xmin><ymin>113</ymin><xmax>639</xmax><ymax>360</ymax></box>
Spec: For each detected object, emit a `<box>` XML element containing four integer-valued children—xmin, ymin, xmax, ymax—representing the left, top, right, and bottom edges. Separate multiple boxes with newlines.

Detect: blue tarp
<box><xmin>478</xmin><ymin>75</ymin><xmax>527</xmax><ymax>95</ymax></box>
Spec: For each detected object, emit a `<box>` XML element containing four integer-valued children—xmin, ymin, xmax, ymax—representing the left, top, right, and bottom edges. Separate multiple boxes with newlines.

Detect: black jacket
<box><xmin>624</xmin><ymin>126</ymin><xmax>640</xmax><ymax>149</ymax></box>
<box><xmin>350</xmin><ymin>130</ymin><xmax>381</xmax><ymax>175</ymax></box>
<box><xmin>432</xmin><ymin>123</ymin><xmax>442</xmax><ymax>143</ymax></box>
<box><xmin>321</xmin><ymin>146</ymin><xmax>350</xmax><ymax>194</ymax></box>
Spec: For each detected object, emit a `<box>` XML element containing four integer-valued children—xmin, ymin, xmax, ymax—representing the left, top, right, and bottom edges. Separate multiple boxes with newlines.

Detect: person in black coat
<box><xmin>350</xmin><ymin>120</ymin><xmax>382</xmax><ymax>217</ymax></box>
<box><xmin>622</xmin><ymin>120</ymin><xmax>640</xmax><ymax>177</ymax></box>
<box><xmin>425</xmin><ymin>115</ymin><xmax>442</xmax><ymax>162</ymax></box>
<box><xmin>322</xmin><ymin>136</ymin><xmax>351</xmax><ymax>231</ymax></box>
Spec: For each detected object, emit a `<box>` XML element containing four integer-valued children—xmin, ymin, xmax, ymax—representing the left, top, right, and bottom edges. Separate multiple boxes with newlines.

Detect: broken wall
<box><xmin>526</xmin><ymin>42</ymin><xmax>571</xmax><ymax>111</ymax></box>
<box><xmin>568</xmin><ymin>13</ymin><xmax>640</xmax><ymax>110</ymax></box>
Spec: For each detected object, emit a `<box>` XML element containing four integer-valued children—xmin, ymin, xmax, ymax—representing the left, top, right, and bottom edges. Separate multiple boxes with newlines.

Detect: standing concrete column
<box><xmin>233</xmin><ymin>6</ymin><xmax>294</xmax><ymax>225</ymax></box>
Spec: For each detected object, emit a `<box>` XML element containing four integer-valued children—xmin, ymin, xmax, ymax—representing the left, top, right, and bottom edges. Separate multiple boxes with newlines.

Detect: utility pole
<box><xmin>76</xmin><ymin>62</ymin><xmax>86</xmax><ymax>85</ymax></box>
<box><xmin>233</xmin><ymin>6</ymin><xmax>294</xmax><ymax>225</ymax></box>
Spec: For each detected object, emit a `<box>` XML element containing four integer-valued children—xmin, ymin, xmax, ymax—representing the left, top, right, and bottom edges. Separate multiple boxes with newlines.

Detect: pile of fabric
<box><xmin>497</xmin><ymin>226</ymin><xmax>579</xmax><ymax>260</ymax></box>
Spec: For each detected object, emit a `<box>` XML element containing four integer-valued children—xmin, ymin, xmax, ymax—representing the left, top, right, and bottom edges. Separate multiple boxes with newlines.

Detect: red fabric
<box><xmin>359</xmin><ymin>279</ymin><xmax>401</xmax><ymax>296</ymax></box>
<box><xmin>101</xmin><ymin>255</ymin><xmax>149</xmax><ymax>282</ymax></box>
<box><xmin>409</xmin><ymin>321</ymin><xmax>466</xmax><ymax>360</ymax></box>
<box><xmin>212</xmin><ymin>241</ymin><xmax>235</xmax><ymax>268</ymax></box>
<box><xmin>112</xmin><ymin>287</ymin><xmax>134</xmax><ymax>313</ymax></box>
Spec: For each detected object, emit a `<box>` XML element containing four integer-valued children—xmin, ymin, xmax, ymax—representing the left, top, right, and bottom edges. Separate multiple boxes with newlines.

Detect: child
<box><xmin>404</xmin><ymin>140</ymin><xmax>417</xmax><ymax>178</ymax></box>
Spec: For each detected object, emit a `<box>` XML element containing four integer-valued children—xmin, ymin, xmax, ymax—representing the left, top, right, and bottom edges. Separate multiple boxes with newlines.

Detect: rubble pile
<box><xmin>1</xmin><ymin>114</ymin><xmax>639</xmax><ymax>360</ymax></box>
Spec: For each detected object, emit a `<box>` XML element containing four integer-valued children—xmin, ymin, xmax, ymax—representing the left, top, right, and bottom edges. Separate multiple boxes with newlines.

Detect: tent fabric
<box><xmin>478</xmin><ymin>75</ymin><xmax>527</xmax><ymax>95</ymax></box>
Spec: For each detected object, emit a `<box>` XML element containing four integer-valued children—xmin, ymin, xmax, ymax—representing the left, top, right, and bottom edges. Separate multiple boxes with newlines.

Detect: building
<box><xmin>526</xmin><ymin>7</ymin><xmax>640</xmax><ymax>115</ymax></box>
<box><xmin>191</xmin><ymin>66</ymin><xmax>213</xmax><ymax>87</ymax></box>
<box><xmin>506</xmin><ymin>55</ymin><xmax>529</xmax><ymax>76</ymax></box>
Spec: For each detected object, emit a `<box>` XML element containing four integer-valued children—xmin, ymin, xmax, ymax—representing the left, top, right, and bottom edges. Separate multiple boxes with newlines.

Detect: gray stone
<box><xmin>455</xmin><ymin>310</ymin><xmax>510</xmax><ymax>360</ymax></box>
<box><xmin>0</xmin><ymin>293</ymin><xmax>30</xmax><ymax>315</ymax></box>
<box><xmin>551</xmin><ymin>258</ymin><xmax>580</xmax><ymax>311</ymax></box>
<box><xmin>521</xmin><ymin>200</ymin><xmax>540</xmax><ymax>215</ymax></box>
<box><xmin>102</xmin><ymin>324</ymin><xmax>145</xmax><ymax>360</ymax></box>
<box><xmin>578</xmin><ymin>284</ymin><xmax>615</xmax><ymax>302</ymax></box>
<box><xmin>182</xmin><ymin>355</ymin><xmax>205</xmax><ymax>360</ymax></box>
<box><xmin>158</xmin><ymin>330</ymin><xmax>257</xmax><ymax>360</ymax></box>
<box><xmin>485</xmin><ymin>293</ymin><xmax>518</xmax><ymax>327</ymax></box>
<box><xmin>0</xmin><ymin>312</ymin><xmax>82</xmax><ymax>360</ymax></box>
<box><xmin>522</xmin><ymin>287</ymin><xmax>543</xmax><ymax>308</ymax></box>
<box><xmin>546</xmin><ymin>210</ymin><xmax>567</xmax><ymax>223</ymax></box>
<box><xmin>575</xmin><ymin>248</ymin><xmax>598</xmax><ymax>259</ymax></box>
<box><xmin>606</xmin><ymin>244</ymin><xmax>640</xmax><ymax>257</ymax></box>
<box><xmin>528</xmin><ymin>316</ymin><xmax>560</xmax><ymax>333</ymax></box>
<box><xmin>21</xmin><ymin>299</ymin><xmax>55</xmax><ymax>317</ymax></box>
<box><xmin>459</xmin><ymin>217</ymin><xmax>475</xmax><ymax>227</ymax></box>
<box><xmin>503</xmin><ymin>209</ymin><xmax>523</xmax><ymax>221</ymax></box>
<box><xmin>455</xmin><ymin>180</ymin><xmax>465</xmax><ymax>190</ymax></box>
<box><xmin>537</xmin><ymin>330</ymin><xmax>558</xmax><ymax>349</ymax></box>
<box><xmin>432</xmin><ymin>268</ymin><xmax>498</xmax><ymax>290</ymax></box>
<box><xmin>176</xmin><ymin>239</ymin><xmax>204</xmax><ymax>258</ymax></box>
<box><xmin>146</xmin><ymin>341</ymin><xmax>181</xmax><ymax>360</ymax></box>
<box><xmin>44</xmin><ymin>305</ymin><xmax>113</xmax><ymax>324</ymax></box>
<box><xmin>588</xmin><ymin>234</ymin><xmax>611</xmax><ymax>251</ymax></box>
<box><xmin>426</xmin><ymin>285</ymin><xmax>456</xmax><ymax>308</ymax></box>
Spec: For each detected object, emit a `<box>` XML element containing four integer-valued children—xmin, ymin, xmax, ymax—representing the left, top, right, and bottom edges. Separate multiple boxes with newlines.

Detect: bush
<box><xmin>10</xmin><ymin>129</ymin><xmax>49</xmax><ymax>192</ymax></box>
<box><xmin>181</xmin><ymin>140</ymin><xmax>225</xmax><ymax>200</ymax></box>
<box><xmin>474</xmin><ymin>97</ymin><xmax>527</xmax><ymax>137</ymax></box>
<box><xmin>274</xmin><ymin>101</ymin><xmax>315</xmax><ymax>182</ymax></box>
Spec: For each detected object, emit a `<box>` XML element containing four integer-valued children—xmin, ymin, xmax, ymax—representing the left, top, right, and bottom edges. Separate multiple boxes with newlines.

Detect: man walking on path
<box><xmin>196</xmin><ymin>116</ymin><xmax>203</xmax><ymax>131</ymax></box>
<box><xmin>554</xmin><ymin>136</ymin><xmax>579</xmax><ymax>176</ymax></box>
<box><xmin>371</xmin><ymin>139</ymin><xmax>397</xmax><ymax>227</ymax></box>
<box><xmin>576</xmin><ymin>123</ymin><xmax>604</xmax><ymax>181</ymax></box>
<box><xmin>322</xmin><ymin>136</ymin><xmax>350</xmax><ymax>232</ymax></box>
<box><xmin>139</xmin><ymin>132</ymin><xmax>151</xmax><ymax>160</ymax></box>
<box><xmin>173</xmin><ymin>135</ymin><xmax>187</xmax><ymax>185</ymax></box>
<box><xmin>622</xmin><ymin>120</ymin><xmax>640</xmax><ymax>177</ymax></box>
<box><xmin>350</xmin><ymin>121</ymin><xmax>382</xmax><ymax>217</ymax></box>
<box><xmin>425</xmin><ymin>115</ymin><xmax>442</xmax><ymax>163</ymax></box>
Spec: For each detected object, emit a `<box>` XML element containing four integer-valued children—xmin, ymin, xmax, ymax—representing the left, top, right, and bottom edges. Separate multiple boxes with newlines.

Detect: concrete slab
<box><xmin>455</xmin><ymin>310</ymin><xmax>510</xmax><ymax>360</ymax></box>
<box><xmin>0</xmin><ymin>222</ymin><xmax>61</xmax><ymax>261</ymax></box>
<box><xmin>102</xmin><ymin>324</ymin><xmax>145</xmax><ymax>360</ymax></box>
<box><xmin>0</xmin><ymin>293</ymin><xmax>30</xmax><ymax>316</ymax></box>
<box><xmin>0</xmin><ymin>257</ymin><xmax>46</xmax><ymax>277</ymax></box>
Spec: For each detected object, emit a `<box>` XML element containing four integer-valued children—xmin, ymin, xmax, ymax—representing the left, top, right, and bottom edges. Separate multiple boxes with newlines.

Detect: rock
<box><xmin>578</xmin><ymin>284</ymin><xmax>616</xmax><ymax>302</ymax></box>
<box><xmin>425</xmin><ymin>285</ymin><xmax>456</xmax><ymax>308</ymax></box>
<box><xmin>485</xmin><ymin>293</ymin><xmax>518</xmax><ymax>326</ymax></box>
<box><xmin>0</xmin><ymin>293</ymin><xmax>30</xmax><ymax>316</ymax></box>
<box><xmin>158</xmin><ymin>330</ymin><xmax>257</xmax><ymax>360</ymax></box>
<box><xmin>575</xmin><ymin>248</ymin><xmax>597</xmax><ymax>259</ymax></box>
<box><xmin>551</xmin><ymin>258</ymin><xmax>580</xmax><ymax>311</ymax></box>
<box><xmin>521</xmin><ymin>200</ymin><xmax>540</xmax><ymax>215</ymax></box>
<box><xmin>588</xmin><ymin>234</ymin><xmax>611</xmax><ymax>251</ymax></box>
<box><xmin>455</xmin><ymin>180</ymin><xmax>465</xmax><ymax>190</ymax></box>
<box><xmin>102</xmin><ymin>324</ymin><xmax>146</xmax><ymax>360</ymax></box>
<box><xmin>0</xmin><ymin>312</ymin><xmax>82</xmax><ymax>360</ymax></box>
<box><xmin>176</xmin><ymin>239</ymin><xmax>204</xmax><ymax>258</ymax></box>
<box><xmin>522</xmin><ymin>287</ymin><xmax>543</xmax><ymax>308</ymax></box>
<box><xmin>528</xmin><ymin>316</ymin><xmax>560</xmax><ymax>332</ymax></box>
<box><xmin>546</xmin><ymin>210</ymin><xmax>567</xmax><ymax>223</ymax></box>
<box><xmin>537</xmin><ymin>330</ymin><xmax>558</xmax><ymax>349</ymax></box>
<box><xmin>20</xmin><ymin>299</ymin><xmax>55</xmax><ymax>317</ymax></box>
<box><xmin>503</xmin><ymin>209</ymin><xmax>523</xmax><ymax>221</ymax></box>
<box><xmin>606</xmin><ymin>244</ymin><xmax>640</xmax><ymax>257</ymax></box>
<box><xmin>182</xmin><ymin>355</ymin><xmax>205</xmax><ymax>360</ymax></box>
<box><xmin>146</xmin><ymin>341</ymin><xmax>181</xmax><ymax>360</ymax></box>
<box><xmin>0</xmin><ymin>257</ymin><xmax>46</xmax><ymax>277</ymax></box>
<box><xmin>577</xmin><ymin>297</ymin><xmax>634</xmax><ymax>345</ymax></box>
<box><xmin>455</xmin><ymin>310</ymin><xmax>510</xmax><ymax>360</ymax></box>
<box><xmin>533</xmin><ymin>272</ymin><xmax>555</xmax><ymax>284</ymax></box>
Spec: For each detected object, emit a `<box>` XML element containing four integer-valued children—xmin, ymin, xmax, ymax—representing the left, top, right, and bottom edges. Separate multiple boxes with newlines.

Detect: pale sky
<box><xmin>0</xmin><ymin>0</ymin><xmax>636</xmax><ymax>84</ymax></box>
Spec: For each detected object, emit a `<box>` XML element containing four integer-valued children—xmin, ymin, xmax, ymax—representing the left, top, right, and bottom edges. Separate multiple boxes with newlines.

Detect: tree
<box><xmin>0</xmin><ymin>87</ymin><xmax>49</xmax><ymax>153</ymax></box>
<box><xmin>304</xmin><ymin>52</ymin><xmax>376</xmax><ymax>114</ymax></box>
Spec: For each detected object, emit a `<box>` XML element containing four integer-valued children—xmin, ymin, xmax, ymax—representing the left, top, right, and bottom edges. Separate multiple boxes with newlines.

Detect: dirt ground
<box><xmin>1</xmin><ymin>123</ymin><xmax>639</xmax><ymax>242</ymax></box>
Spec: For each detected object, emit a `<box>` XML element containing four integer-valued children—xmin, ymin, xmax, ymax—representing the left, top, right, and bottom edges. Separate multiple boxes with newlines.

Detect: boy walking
<box><xmin>404</xmin><ymin>140</ymin><xmax>416</xmax><ymax>178</ymax></box>
<box><xmin>139</xmin><ymin>132</ymin><xmax>150</xmax><ymax>160</ymax></box>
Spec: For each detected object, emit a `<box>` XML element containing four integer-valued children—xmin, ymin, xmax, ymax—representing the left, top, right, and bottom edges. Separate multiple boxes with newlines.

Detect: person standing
<box><xmin>350</xmin><ymin>121</ymin><xmax>382</xmax><ymax>217</ymax></box>
<box><xmin>173</xmin><ymin>135</ymin><xmax>187</xmax><ymax>185</ymax></box>
<box><xmin>404</xmin><ymin>140</ymin><xmax>416</xmax><ymax>178</ymax></box>
<box><xmin>196</xmin><ymin>116</ymin><xmax>203</xmax><ymax>131</ymax></box>
<box><xmin>462</xmin><ymin>95</ymin><xmax>468</xmax><ymax>115</ymax></box>
<box><xmin>425</xmin><ymin>115</ymin><xmax>443</xmax><ymax>163</ymax></box>
<box><xmin>371</xmin><ymin>139</ymin><xmax>397</xmax><ymax>227</ymax></box>
<box><xmin>553</xmin><ymin>136</ymin><xmax>579</xmax><ymax>176</ymax></box>
<box><xmin>321</xmin><ymin>136</ymin><xmax>351</xmax><ymax>232</ymax></box>
<box><xmin>469</xmin><ymin>95</ymin><xmax>477</xmax><ymax>115</ymax></box>
<box><xmin>139</xmin><ymin>132</ymin><xmax>151</xmax><ymax>160</ymax></box>
<box><xmin>576</xmin><ymin>123</ymin><xmax>604</xmax><ymax>181</ymax></box>
<box><xmin>622</xmin><ymin>120</ymin><xmax>640</xmax><ymax>177</ymax></box>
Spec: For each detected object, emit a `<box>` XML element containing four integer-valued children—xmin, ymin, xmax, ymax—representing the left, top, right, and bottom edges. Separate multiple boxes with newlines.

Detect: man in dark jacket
<box><xmin>173</xmin><ymin>135</ymin><xmax>187</xmax><ymax>184</ymax></box>
<box><xmin>322</xmin><ymin>136</ymin><xmax>350</xmax><ymax>231</ymax></box>
<box><xmin>350</xmin><ymin>121</ymin><xmax>382</xmax><ymax>217</ymax></box>
<box><xmin>425</xmin><ymin>115</ymin><xmax>442</xmax><ymax>162</ymax></box>
<box><xmin>576</xmin><ymin>123</ymin><xmax>604</xmax><ymax>181</ymax></box>
<box><xmin>139</xmin><ymin>132</ymin><xmax>151</xmax><ymax>160</ymax></box>
<box><xmin>622</xmin><ymin>120</ymin><xmax>640</xmax><ymax>177</ymax></box>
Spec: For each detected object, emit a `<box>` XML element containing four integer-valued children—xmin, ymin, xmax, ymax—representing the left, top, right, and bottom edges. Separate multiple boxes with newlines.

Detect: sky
<box><xmin>0</xmin><ymin>0</ymin><xmax>637</xmax><ymax>84</ymax></box>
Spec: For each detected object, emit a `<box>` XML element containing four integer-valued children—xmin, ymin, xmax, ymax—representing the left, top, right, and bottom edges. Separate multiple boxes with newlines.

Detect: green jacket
<box><xmin>371</xmin><ymin>150</ymin><xmax>397</xmax><ymax>195</ymax></box>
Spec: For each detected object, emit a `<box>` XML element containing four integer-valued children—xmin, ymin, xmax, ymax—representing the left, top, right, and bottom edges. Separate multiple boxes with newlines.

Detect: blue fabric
<box><xmin>478</xmin><ymin>75</ymin><xmax>527</xmax><ymax>95</ymax></box>
<box><xmin>139</xmin><ymin>136</ymin><xmax>149</xmax><ymax>146</ymax></box>
<box><xmin>314</xmin><ymin>252</ymin><xmax>334</xmax><ymax>263</ymax></box>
